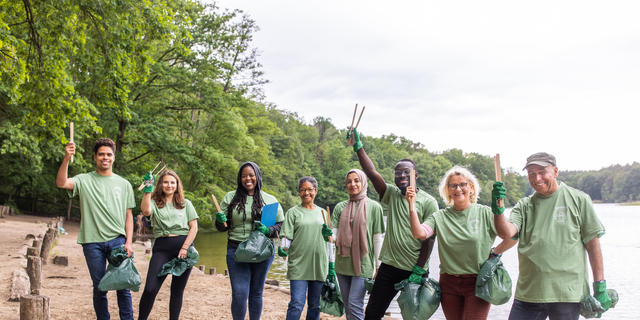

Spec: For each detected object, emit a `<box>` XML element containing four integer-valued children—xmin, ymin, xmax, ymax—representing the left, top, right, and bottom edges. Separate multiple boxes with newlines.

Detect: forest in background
<box><xmin>1</xmin><ymin>1</ymin><xmax>633</xmax><ymax>230</ymax></box>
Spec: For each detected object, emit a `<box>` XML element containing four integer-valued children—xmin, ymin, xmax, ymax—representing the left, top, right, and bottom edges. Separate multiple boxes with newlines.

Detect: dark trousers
<box><xmin>138</xmin><ymin>236</ymin><xmax>192</xmax><ymax>320</ymax></box>
<box><xmin>508</xmin><ymin>299</ymin><xmax>580</xmax><ymax>320</ymax></box>
<box><xmin>364</xmin><ymin>263</ymin><xmax>415</xmax><ymax>320</ymax></box>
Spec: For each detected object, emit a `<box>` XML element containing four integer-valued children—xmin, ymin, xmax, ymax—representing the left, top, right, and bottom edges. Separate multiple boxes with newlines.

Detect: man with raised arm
<box><xmin>492</xmin><ymin>152</ymin><xmax>611</xmax><ymax>320</ymax></box>
<box><xmin>57</xmin><ymin>138</ymin><xmax>135</xmax><ymax>320</ymax></box>
<box><xmin>348</xmin><ymin>128</ymin><xmax>439</xmax><ymax>320</ymax></box>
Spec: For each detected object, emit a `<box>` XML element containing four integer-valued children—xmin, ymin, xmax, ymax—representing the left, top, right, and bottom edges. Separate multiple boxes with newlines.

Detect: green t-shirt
<box><xmin>425</xmin><ymin>203</ymin><xmax>496</xmax><ymax>275</ymax></box>
<box><xmin>150</xmin><ymin>199</ymin><xmax>199</xmax><ymax>238</ymax></box>
<box><xmin>281</xmin><ymin>204</ymin><xmax>329</xmax><ymax>281</ymax></box>
<box><xmin>508</xmin><ymin>183</ymin><xmax>605</xmax><ymax>303</ymax></box>
<box><xmin>332</xmin><ymin>198</ymin><xmax>385</xmax><ymax>278</ymax></box>
<box><xmin>221</xmin><ymin>190</ymin><xmax>284</xmax><ymax>242</ymax></box>
<box><xmin>68</xmin><ymin>171</ymin><xmax>136</xmax><ymax>244</ymax></box>
<box><xmin>379</xmin><ymin>183</ymin><xmax>439</xmax><ymax>272</ymax></box>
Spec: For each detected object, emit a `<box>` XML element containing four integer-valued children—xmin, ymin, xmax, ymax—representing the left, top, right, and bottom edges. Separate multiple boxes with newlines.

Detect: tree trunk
<box><xmin>26</xmin><ymin>256</ymin><xmax>42</xmax><ymax>295</ymax></box>
<box><xmin>20</xmin><ymin>295</ymin><xmax>50</xmax><ymax>320</ymax></box>
<box><xmin>40</xmin><ymin>228</ymin><xmax>56</xmax><ymax>264</ymax></box>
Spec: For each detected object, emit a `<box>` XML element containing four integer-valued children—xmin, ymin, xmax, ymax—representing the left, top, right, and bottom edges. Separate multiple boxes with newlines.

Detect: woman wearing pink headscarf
<box><xmin>331</xmin><ymin>169</ymin><xmax>385</xmax><ymax>320</ymax></box>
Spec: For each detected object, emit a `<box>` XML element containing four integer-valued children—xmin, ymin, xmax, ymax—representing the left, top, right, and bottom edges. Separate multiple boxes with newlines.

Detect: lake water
<box><xmin>194</xmin><ymin>203</ymin><xmax>638</xmax><ymax>319</ymax></box>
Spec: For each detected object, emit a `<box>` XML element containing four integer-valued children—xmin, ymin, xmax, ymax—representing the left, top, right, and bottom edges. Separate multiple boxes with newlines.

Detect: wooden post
<box><xmin>209</xmin><ymin>267</ymin><xmax>216</xmax><ymax>275</ymax></box>
<box><xmin>225</xmin><ymin>269</ymin><xmax>229</xmax><ymax>276</ymax></box>
<box><xmin>40</xmin><ymin>228</ymin><xmax>56</xmax><ymax>264</ymax></box>
<box><xmin>409</xmin><ymin>168</ymin><xmax>417</xmax><ymax>212</ymax></box>
<box><xmin>33</xmin><ymin>239</ymin><xmax>42</xmax><ymax>252</ymax></box>
<box><xmin>494</xmin><ymin>154</ymin><xmax>503</xmax><ymax>208</ymax></box>
<box><xmin>27</xmin><ymin>256</ymin><xmax>42</xmax><ymax>295</ymax></box>
<box><xmin>20</xmin><ymin>294</ymin><xmax>50</xmax><ymax>320</ymax></box>
<box><xmin>27</xmin><ymin>247</ymin><xmax>39</xmax><ymax>257</ymax></box>
<box><xmin>67</xmin><ymin>199</ymin><xmax>72</xmax><ymax>221</ymax></box>
<box><xmin>69</xmin><ymin>122</ymin><xmax>74</xmax><ymax>163</ymax></box>
<box><xmin>199</xmin><ymin>265</ymin><xmax>205</xmax><ymax>273</ymax></box>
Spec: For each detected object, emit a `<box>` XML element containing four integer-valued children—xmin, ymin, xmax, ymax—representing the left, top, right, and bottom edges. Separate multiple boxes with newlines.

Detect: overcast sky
<box><xmin>213</xmin><ymin>0</ymin><xmax>640</xmax><ymax>172</ymax></box>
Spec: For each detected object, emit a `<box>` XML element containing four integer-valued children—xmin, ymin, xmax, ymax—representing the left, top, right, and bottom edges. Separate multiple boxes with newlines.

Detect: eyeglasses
<box><xmin>448</xmin><ymin>182</ymin><xmax>469</xmax><ymax>190</ymax></box>
<box><xmin>299</xmin><ymin>188</ymin><xmax>316</xmax><ymax>193</ymax></box>
<box><xmin>394</xmin><ymin>169</ymin><xmax>412</xmax><ymax>177</ymax></box>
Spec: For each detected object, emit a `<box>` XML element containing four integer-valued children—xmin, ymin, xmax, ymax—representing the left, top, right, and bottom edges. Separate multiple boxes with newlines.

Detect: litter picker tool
<box><xmin>494</xmin><ymin>154</ymin><xmax>503</xmax><ymax>208</ymax></box>
<box><xmin>321</xmin><ymin>209</ymin><xmax>334</xmax><ymax>243</ymax></box>
<box><xmin>211</xmin><ymin>194</ymin><xmax>227</xmax><ymax>227</ymax></box>
<box><xmin>348</xmin><ymin>105</ymin><xmax>366</xmax><ymax>146</ymax></box>
<box><xmin>409</xmin><ymin>167</ymin><xmax>417</xmax><ymax>213</ymax></box>
<box><xmin>69</xmin><ymin>122</ymin><xmax>74</xmax><ymax>163</ymax></box>
<box><xmin>137</xmin><ymin>162</ymin><xmax>166</xmax><ymax>191</ymax></box>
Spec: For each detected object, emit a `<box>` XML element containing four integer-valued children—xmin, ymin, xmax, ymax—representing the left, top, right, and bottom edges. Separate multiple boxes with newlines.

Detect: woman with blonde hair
<box><xmin>405</xmin><ymin>165</ymin><xmax>516</xmax><ymax>320</ymax></box>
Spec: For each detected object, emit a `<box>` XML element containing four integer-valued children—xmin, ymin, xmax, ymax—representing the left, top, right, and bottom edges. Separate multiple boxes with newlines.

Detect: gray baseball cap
<box><xmin>523</xmin><ymin>152</ymin><xmax>556</xmax><ymax>170</ymax></box>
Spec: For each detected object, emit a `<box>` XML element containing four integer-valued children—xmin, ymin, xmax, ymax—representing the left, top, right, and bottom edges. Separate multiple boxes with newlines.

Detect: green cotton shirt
<box><xmin>221</xmin><ymin>190</ymin><xmax>284</xmax><ymax>242</ymax></box>
<box><xmin>332</xmin><ymin>198</ymin><xmax>386</xmax><ymax>278</ymax></box>
<box><xmin>379</xmin><ymin>183</ymin><xmax>439</xmax><ymax>272</ymax></box>
<box><xmin>508</xmin><ymin>183</ymin><xmax>605</xmax><ymax>303</ymax></box>
<box><xmin>425</xmin><ymin>203</ymin><xmax>497</xmax><ymax>275</ymax></box>
<box><xmin>150</xmin><ymin>199</ymin><xmax>199</xmax><ymax>238</ymax></box>
<box><xmin>68</xmin><ymin>171</ymin><xmax>136</xmax><ymax>244</ymax></box>
<box><xmin>281</xmin><ymin>204</ymin><xmax>329</xmax><ymax>281</ymax></box>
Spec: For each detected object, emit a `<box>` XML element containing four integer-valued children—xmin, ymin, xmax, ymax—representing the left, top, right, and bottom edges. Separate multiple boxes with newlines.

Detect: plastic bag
<box><xmin>233</xmin><ymin>228</ymin><xmax>274</xmax><ymax>263</ymax></box>
<box><xmin>579</xmin><ymin>289</ymin><xmax>619</xmax><ymax>319</ymax></box>
<box><xmin>158</xmin><ymin>246</ymin><xmax>200</xmax><ymax>277</ymax></box>
<box><xmin>97</xmin><ymin>246</ymin><xmax>141</xmax><ymax>292</ymax></box>
<box><xmin>320</xmin><ymin>275</ymin><xmax>344</xmax><ymax>316</ymax></box>
<box><xmin>475</xmin><ymin>255</ymin><xmax>512</xmax><ymax>305</ymax></box>
<box><xmin>394</xmin><ymin>278</ymin><xmax>441</xmax><ymax>320</ymax></box>
<box><xmin>364</xmin><ymin>278</ymin><xmax>375</xmax><ymax>294</ymax></box>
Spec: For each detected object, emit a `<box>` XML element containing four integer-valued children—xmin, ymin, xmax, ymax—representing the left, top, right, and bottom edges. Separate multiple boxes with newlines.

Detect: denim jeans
<box><xmin>81</xmin><ymin>235</ymin><xmax>133</xmax><ymax>320</ymax></box>
<box><xmin>508</xmin><ymin>299</ymin><xmax>580</xmax><ymax>320</ymax></box>
<box><xmin>336</xmin><ymin>273</ymin><xmax>366</xmax><ymax>320</ymax></box>
<box><xmin>226</xmin><ymin>244</ymin><xmax>274</xmax><ymax>320</ymax></box>
<box><xmin>286</xmin><ymin>280</ymin><xmax>323</xmax><ymax>320</ymax></box>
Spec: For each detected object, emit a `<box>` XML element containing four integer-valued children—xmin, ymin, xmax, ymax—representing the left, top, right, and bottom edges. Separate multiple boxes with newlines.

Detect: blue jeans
<box><xmin>508</xmin><ymin>299</ymin><xmax>580</xmax><ymax>320</ymax></box>
<box><xmin>337</xmin><ymin>274</ymin><xmax>366</xmax><ymax>320</ymax></box>
<box><xmin>286</xmin><ymin>280</ymin><xmax>323</xmax><ymax>320</ymax></box>
<box><xmin>226</xmin><ymin>244</ymin><xmax>274</xmax><ymax>320</ymax></box>
<box><xmin>82</xmin><ymin>236</ymin><xmax>133</xmax><ymax>320</ymax></box>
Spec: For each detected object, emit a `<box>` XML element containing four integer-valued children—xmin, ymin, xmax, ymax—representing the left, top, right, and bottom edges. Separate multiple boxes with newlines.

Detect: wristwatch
<box><xmin>490</xmin><ymin>247</ymin><xmax>499</xmax><ymax>257</ymax></box>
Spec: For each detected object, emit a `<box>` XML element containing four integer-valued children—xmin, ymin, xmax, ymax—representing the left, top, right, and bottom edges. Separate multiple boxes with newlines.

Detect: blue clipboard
<box><xmin>260</xmin><ymin>202</ymin><xmax>279</xmax><ymax>227</ymax></box>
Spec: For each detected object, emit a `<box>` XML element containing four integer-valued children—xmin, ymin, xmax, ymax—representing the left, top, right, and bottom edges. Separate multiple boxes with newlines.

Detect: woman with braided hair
<box><xmin>215</xmin><ymin>162</ymin><xmax>284</xmax><ymax>320</ymax></box>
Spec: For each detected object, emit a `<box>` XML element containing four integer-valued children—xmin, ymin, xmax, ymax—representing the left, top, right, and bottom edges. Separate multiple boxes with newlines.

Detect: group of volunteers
<box><xmin>57</xmin><ymin>128</ymin><xmax>614</xmax><ymax>320</ymax></box>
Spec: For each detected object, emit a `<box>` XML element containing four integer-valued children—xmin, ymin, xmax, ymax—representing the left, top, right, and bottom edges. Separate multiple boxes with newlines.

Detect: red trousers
<box><xmin>439</xmin><ymin>273</ymin><xmax>491</xmax><ymax>320</ymax></box>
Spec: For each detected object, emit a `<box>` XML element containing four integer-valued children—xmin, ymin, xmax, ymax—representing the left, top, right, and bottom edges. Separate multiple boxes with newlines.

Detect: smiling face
<box><xmin>526</xmin><ymin>164</ymin><xmax>559</xmax><ymax>196</ymax></box>
<box><xmin>447</xmin><ymin>174</ymin><xmax>473</xmax><ymax>210</ymax></box>
<box><xmin>240</xmin><ymin>165</ymin><xmax>257</xmax><ymax>195</ymax></box>
<box><xmin>93</xmin><ymin>146</ymin><xmax>115</xmax><ymax>172</ymax></box>
<box><xmin>394</xmin><ymin>161</ymin><xmax>417</xmax><ymax>194</ymax></box>
<box><xmin>346</xmin><ymin>172</ymin><xmax>362</xmax><ymax>196</ymax></box>
<box><xmin>162</xmin><ymin>175</ymin><xmax>177</xmax><ymax>197</ymax></box>
<box><xmin>299</xmin><ymin>181</ymin><xmax>317</xmax><ymax>206</ymax></box>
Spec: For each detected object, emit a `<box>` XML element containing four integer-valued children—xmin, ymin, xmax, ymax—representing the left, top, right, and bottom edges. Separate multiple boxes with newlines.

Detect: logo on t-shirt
<box><xmin>468</xmin><ymin>219</ymin><xmax>480</xmax><ymax>234</ymax></box>
<box><xmin>553</xmin><ymin>206</ymin><xmax>567</xmax><ymax>223</ymax></box>
<box><xmin>175</xmin><ymin>208</ymin><xmax>185</xmax><ymax>218</ymax></box>
<box><xmin>113</xmin><ymin>187</ymin><xmax>122</xmax><ymax>199</ymax></box>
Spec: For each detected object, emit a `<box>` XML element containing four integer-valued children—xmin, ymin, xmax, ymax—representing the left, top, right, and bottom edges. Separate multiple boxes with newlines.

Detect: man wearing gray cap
<box><xmin>492</xmin><ymin>152</ymin><xmax>611</xmax><ymax>320</ymax></box>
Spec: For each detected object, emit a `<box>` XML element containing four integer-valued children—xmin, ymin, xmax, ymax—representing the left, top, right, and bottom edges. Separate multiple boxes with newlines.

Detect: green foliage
<box><xmin>559</xmin><ymin>162</ymin><xmax>640</xmax><ymax>203</ymax></box>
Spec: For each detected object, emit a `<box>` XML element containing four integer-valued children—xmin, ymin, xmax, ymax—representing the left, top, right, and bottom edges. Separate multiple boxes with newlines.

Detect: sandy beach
<box><xmin>1</xmin><ymin>214</ymin><xmax>398</xmax><ymax>320</ymax></box>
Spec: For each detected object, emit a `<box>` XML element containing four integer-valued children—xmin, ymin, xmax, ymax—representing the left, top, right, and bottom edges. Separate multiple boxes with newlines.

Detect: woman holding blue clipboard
<box><xmin>214</xmin><ymin>162</ymin><xmax>284</xmax><ymax>320</ymax></box>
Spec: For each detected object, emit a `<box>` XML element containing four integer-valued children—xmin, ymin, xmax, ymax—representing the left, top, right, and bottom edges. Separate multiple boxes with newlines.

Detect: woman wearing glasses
<box><xmin>279</xmin><ymin>176</ymin><xmax>332</xmax><ymax>320</ymax></box>
<box><xmin>405</xmin><ymin>166</ymin><xmax>517</xmax><ymax>320</ymax></box>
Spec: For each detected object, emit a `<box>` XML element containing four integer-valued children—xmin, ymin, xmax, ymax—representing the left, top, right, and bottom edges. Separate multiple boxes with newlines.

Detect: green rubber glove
<box><xmin>593</xmin><ymin>281</ymin><xmax>612</xmax><ymax>311</ymax></box>
<box><xmin>408</xmin><ymin>265</ymin><xmax>426</xmax><ymax>284</ymax></box>
<box><xmin>277</xmin><ymin>246</ymin><xmax>288</xmax><ymax>257</ymax></box>
<box><xmin>255</xmin><ymin>222</ymin><xmax>270</xmax><ymax>236</ymax></box>
<box><xmin>347</xmin><ymin>127</ymin><xmax>363</xmax><ymax>152</ymax></box>
<box><xmin>215</xmin><ymin>212</ymin><xmax>227</xmax><ymax>224</ymax></box>
<box><xmin>322</xmin><ymin>223</ymin><xmax>333</xmax><ymax>242</ymax></box>
<box><xmin>142</xmin><ymin>172</ymin><xmax>155</xmax><ymax>193</ymax></box>
<box><xmin>328</xmin><ymin>262</ymin><xmax>336</xmax><ymax>280</ymax></box>
<box><xmin>491</xmin><ymin>182</ymin><xmax>506</xmax><ymax>215</ymax></box>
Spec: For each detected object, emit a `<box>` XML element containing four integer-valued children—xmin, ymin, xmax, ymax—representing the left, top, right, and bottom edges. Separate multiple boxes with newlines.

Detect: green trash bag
<box><xmin>158</xmin><ymin>246</ymin><xmax>200</xmax><ymax>277</ymax></box>
<box><xmin>394</xmin><ymin>278</ymin><xmax>442</xmax><ymax>320</ymax></box>
<box><xmin>579</xmin><ymin>289</ymin><xmax>619</xmax><ymax>318</ymax></box>
<box><xmin>475</xmin><ymin>255</ymin><xmax>512</xmax><ymax>305</ymax></box>
<box><xmin>320</xmin><ymin>275</ymin><xmax>344</xmax><ymax>316</ymax></box>
<box><xmin>233</xmin><ymin>223</ymin><xmax>274</xmax><ymax>263</ymax></box>
<box><xmin>97</xmin><ymin>246</ymin><xmax>141</xmax><ymax>292</ymax></box>
<box><xmin>364</xmin><ymin>278</ymin><xmax>375</xmax><ymax>294</ymax></box>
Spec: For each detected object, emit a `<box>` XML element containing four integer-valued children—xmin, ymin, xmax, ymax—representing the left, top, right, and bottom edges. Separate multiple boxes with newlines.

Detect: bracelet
<box><xmin>490</xmin><ymin>247</ymin><xmax>499</xmax><ymax>257</ymax></box>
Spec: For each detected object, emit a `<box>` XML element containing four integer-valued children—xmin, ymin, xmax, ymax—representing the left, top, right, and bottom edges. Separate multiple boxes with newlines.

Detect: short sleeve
<box><xmin>221</xmin><ymin>192</ymin><xmax>234</xmax><ymax>214</ymax></box>
<box><xmin>332</xmin><ymin>201</ymin><xmax>347</xmax><ymax>229</ymax></box>
<box><xmin>68</xmin><ymin>175</ymin><xmax>82</xmax><ymax>198</ymax></box>
<box><xmin>125</xmin><ymin>183</ymin><xmax>135</xmax><ymax>209</ymax></box>
<box><xmin>425</xmin><ymin>212</ymin><xmax>437</xmax><ymax>230</ymax></box>
<box><xmin>282</xmin><ymin>209</ymin><xmax>297</xmax><ymax>240</ymax></box>
<box><xmin>370</xmin><ymin>200</ymin><xmax>385</xmax><ymax>234</ymax></box>
<box><xmin>508</xmin><ymin>199</ymin><xmax>527</xmax><ymax>240</ymax></box>
<box><xmin>186</xmin><ymin>200</ymin><xmax>199</xmax><ymax>221</ymax></box>
<box><xmin>419</xmin><ymin>197</ymin><xmax>439</xmax><ymax>223</ymax></box>
<box><xmin>579</xmin><ymin>195</ymin><xmax>605</xmax><ymax>244</ymax></box>
<box><xmin>380</xmin><ymin>183</ymin><xmax>395</xmax><ymax>206</ymax></box>
<box><xmin>276</xmin><ymin>202</ymin><xmax>285</xmax><ymax>223</ymax></box>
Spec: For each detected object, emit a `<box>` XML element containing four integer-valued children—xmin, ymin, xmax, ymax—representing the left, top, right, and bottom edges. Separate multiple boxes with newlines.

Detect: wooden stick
<box><xmin>409</xmin><ymin>167</ymin><xmax>416</xmax><ymax>212</ymax></box>
<box><xmin>326</xmin><ymin>206</ymin><xmax>332</xmax><ymax>228</ymax></box>
<box><xmin>494</xmin><ymin>154</ymin><xmax>503</xmax><ymax>208</ymax></box>
<box><xmin>69</xmin><ymin>122</ymin><xmax>74</xmax><ymax>163</ymax></box>
<box><xmin>347</xmin><ymin>104</ymin><xmax>358</xmax><ymax>146</ymax></box>
<box><xmin>321</xmin><ymin>210</ymin><xmax>334</xmax><ymax>243</ymax></box>
<box><xmin>211</xmin><ymin>194</ymin><xmax>227</xmax><ymax>227</ymax></box>
<box><xmin>283</xmin><ymin>230</ymin><xmax>288</xmax><ymax>260</ymax></box>
<box><xmin>137</xmin><ymin>162</ymin><xmax>164</xmax><ymax>191</ymax></box>
<box><xmin>353</xmin><ymin>106</ymin><xmax>366</xmax><ymax>132</ymax></box>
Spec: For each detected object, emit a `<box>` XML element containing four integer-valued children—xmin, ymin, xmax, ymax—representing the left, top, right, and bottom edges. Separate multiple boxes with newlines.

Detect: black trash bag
<box><xmin>394</xmin><ymin>278</ymin><xmax>441</xmax><ymax>320</ymax></box>
<box><xmin>320</xmin><ymin>275</ymin><xmax>344</xmax><ymax>316</ymax></box>
<box><xmin>233</xmin><ymin>222</ymin><xmax>274</xmax><ymax>263</ymax></box>
<box><xmin>97</xmin><ymin>246</ymin><xmax>141</xmax><ymax>292</ymax></box>
<box><xmin>158</xmin><ymin>246</ymin><xmax>200</xmax><ymax>277</ymax></box>
<box><xmin>579</xmin><ymin>289</ymin><xmax>619</xmax><ymax>319</ymax></box>
<box><xmin>364</xmin><ymin>278</ymin><xmax>375</xmax><ymax>294</ymax></box>
<box><xmin>475</xmin><ymin>255</ymin><xmax>512</xmax><ymax>305</ymax></box>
